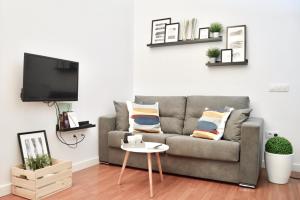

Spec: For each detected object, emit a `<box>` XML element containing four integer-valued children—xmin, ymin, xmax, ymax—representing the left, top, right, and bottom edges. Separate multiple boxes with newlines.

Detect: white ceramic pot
<box><xmin>212</xmin><ymin>32</ymin><xmax>220</xmax><ymax>38</ymax></box>
<box><xmin>209</xmin><ymin>57</ymin><xmax>216</xmax><ymax>63</ymax></box>
<box><xmin>265</xmin><ymin>151</ymin><xmax>293</xmax><ymax>184</ymax></box>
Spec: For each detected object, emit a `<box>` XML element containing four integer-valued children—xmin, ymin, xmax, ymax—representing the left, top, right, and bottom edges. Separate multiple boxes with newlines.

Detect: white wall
<box><xmin>134</xmin><ymin>0</ymin><xmax>300</xmax><ymax>168</ymax></box>
<box><xmin>0</xmin><ymin>0</ymin><xmax>134</xmax><ymax>196</ymax></box>
<box><xmin>1</xmin><ymin>0</ymin><xmax>299</xmax><ymax>196</ymax></box>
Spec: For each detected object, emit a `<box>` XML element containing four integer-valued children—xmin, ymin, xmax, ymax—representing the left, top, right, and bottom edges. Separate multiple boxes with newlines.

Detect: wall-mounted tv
<box><xmin>21</xmin><ymin>53</ymin><xmax>79</xmax><ymax>102</ymax></box>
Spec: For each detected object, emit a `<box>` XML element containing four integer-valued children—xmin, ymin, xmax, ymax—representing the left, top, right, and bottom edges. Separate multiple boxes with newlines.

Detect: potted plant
<box><xmin>26</xmin><ymin>154</ymin><xmax>52</xmax><ymax>170</ymax></box>
<box><xmin>209</xmin><ymin>22</ymin><xmax>223</xmax><ymax>38</ymax></box>
<box><xmin>265</xmin><ymin>135</ymin><xmax>293</xmax><ymax>184</ymax></box>
<box><xmin>206</xmin><ymin>48</ymin><xmax>220</xmax><ymax>63</ymax></box>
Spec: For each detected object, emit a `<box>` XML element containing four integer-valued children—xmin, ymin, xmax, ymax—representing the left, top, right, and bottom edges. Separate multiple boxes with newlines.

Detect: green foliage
<box><xmin>206</xmin><ymin>48</ymin><xmax>220</xmax><ymax>58</ymax></box>
<box><xmin>209</xmin><ymin>22</ymin><xmax>223</xmax><ymax>33</ymax></box>
<box><xmin>265</xmin><ymin>136</ymin><xmax>293</xmax><ymax>155</ymax></box>
<box><xmin>26</xmin><ymin>154</ymin><xmax>52</xmax><ymax>171</ymax></box>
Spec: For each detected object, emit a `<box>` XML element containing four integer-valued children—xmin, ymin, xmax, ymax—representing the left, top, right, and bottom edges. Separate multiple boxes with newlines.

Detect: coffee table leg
<box><xmin>155</xmin><ymin>152</ymin><xmax>163</xmax><ymax>182</ymax></box>
<box><xmin>147</xmin><ymin>153</ymin><xmax>153</xmax><ymax>198</ymax></box>
<box><xmin>118</xmin><ymin>151</ymin><xmax>130</xmax><ymax>185</ymax></box>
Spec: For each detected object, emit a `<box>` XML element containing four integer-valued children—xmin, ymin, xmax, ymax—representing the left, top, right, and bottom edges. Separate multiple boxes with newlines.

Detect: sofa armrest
<box><xmin>99</xmin><ymin>115</ymin><xmax>116</xmax><ymax>162</ymax></box>
<box><xmin>239</xmin><ymin>117</ymin><xmax>264</xmax><ymax>187</ymax></box>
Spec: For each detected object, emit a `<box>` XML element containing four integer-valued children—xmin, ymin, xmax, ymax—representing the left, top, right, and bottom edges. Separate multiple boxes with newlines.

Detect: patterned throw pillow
<box><xmin>191</xmin><ymin>107</ymin><xmax>234</xmax><ymax>140</ymax></box>
<box><xmin>127</xmin><ymin>101</ymin><xmax>162</xmax><ymax>133</ymax></box>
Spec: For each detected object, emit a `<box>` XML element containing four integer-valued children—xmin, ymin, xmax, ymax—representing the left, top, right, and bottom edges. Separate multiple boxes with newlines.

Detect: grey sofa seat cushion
<box><xmin>113</xmin><ymin>101</ymin><xmax>129</xmax><ymax>131</ymax></box>
<box><xmin>108</xmin><ymin>131</ymin><xmax>178</xmax><ymax>148</ymax></box>
<box><xmin>183</xmin><ymin>96</ymin><xmax>250</xmax><ymax>135</ymax></box>
<box><xmin>166</xmin><ymin>135</ymin><xmax>240</xmax><ymax>162</ymax></box>
<box><xmin>135</xmin><ymin>96</ymin><xmax>186</xmax><ymax>134</ymax></box>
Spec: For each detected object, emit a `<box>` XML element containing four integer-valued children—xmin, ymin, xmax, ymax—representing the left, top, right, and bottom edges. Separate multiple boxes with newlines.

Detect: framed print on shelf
<box><xmin>18</xmin><ymin>130</ymin><xmax>52</xmax><ymax>169</ymax></box>
<box><xmin>227</xmin><ymin>25</ymin><xmax>247</xmax><ymax>62</ymax></box>
<box><xmin>151</xmin><ymin>18</ymin><xmax>171</xmax><ymax>44</ymax></box>
<box><xmin>165</xmin><ymin>23</ymin><xmax>180</xmax><ymax>43</ymax></box>
<box><xmin>199</xmin><ymin>27</ymin><xmax>210</xmax><ymax>39</ymax></box>
<box><xmin>221</xmin><ymin>49</ymin><xmax>233</xmax><ymax>63</ymax></box>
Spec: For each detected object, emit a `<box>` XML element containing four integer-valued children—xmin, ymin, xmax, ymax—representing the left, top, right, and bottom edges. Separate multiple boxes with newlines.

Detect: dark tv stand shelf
<box><xmin>56</xmin><ymin>121</ymin><xmax>96</xmax><ymax>132</ymax></box>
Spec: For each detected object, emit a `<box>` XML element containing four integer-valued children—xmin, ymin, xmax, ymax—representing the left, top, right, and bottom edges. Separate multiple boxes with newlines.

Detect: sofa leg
<box><xmin>239</xmin><ymin>183</ymin><xmax>256</xmax><ymax>189</ymax></box>
<box><xmin>100</xmin><ymin>161</ymin><xmax>110</xmax><ymax>165</ymax></box>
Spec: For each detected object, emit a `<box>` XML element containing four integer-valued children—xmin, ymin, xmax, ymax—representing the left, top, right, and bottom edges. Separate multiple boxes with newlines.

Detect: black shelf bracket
<box><xmin>147</xmin><ymin>36</ymin><xmax>222</xmax><ymax>48</ymax></box>
<box><xmin>206</xmin><ymin>59</ymin><xmax>248</xmax><ymax>67</ymax></box>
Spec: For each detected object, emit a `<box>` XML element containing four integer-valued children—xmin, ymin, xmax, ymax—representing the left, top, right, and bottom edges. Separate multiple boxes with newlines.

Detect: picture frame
<box><xmin>151</xmin><ymin>18</ymin><xmax>171</xmax><ymax>44</ymax></box>
<box><xmin>226</xmin><ymin>25</ymin><xmax>247</xmax><ymax>62</ymax></box>
<box><xmin>165</xmin><ymin>23</ymin><xmax>180</xmax><ymax>43</ymax></box>
<box><xmin>18</xmin><ymin>130</ymin><xmax>51</xmax><ymax>169</ymax></box>
<box><xmin>221</xmin><ymin>49</ymin><xmax>233</xmax><ymax>63</ymax></box>
<box><xmin>199</xmin><ymin>27</ymin><xmax>210</xmax><ymax>39</ymax></box>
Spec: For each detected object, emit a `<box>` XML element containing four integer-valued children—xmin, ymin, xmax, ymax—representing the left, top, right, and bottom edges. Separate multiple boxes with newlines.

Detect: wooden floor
<box><xmin>2</xmin><ymin>164</ymin><xmax>300</xmax><ymax>200</ymax></box>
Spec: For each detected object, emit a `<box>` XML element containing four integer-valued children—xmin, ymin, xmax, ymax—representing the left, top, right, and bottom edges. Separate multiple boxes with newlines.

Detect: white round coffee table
<box><xmin>118</xmin><ymin>142</ymin><xmax>169</xmax><ymax>198</ymax></box>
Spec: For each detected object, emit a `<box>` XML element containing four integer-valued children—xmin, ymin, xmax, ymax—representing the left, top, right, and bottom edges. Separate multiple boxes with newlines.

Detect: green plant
<box><xmin>209</xmin><ymin>22</ymin><xmax>223</xmax><ymax>33</ymax></box>
<box><xmin>206</xmin><ymin>48</ymin><xmax>220</xmax><ymax>58</ymax></box>
<box><xmin>265</xmin><ymin>135</ymin><xmax>293</xmax><ymax>155</ymax></box>
<box><xmin>26</xmin><ymin>154</ymin><xmax>52</xmax><ymax>171</ymax></box>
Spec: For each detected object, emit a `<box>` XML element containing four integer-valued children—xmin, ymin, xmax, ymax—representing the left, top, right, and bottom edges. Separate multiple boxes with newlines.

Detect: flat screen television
<box><xmin>21</xmin><ymin>53</ymin><xmax>79</xmax><ymax>102</ymax></box>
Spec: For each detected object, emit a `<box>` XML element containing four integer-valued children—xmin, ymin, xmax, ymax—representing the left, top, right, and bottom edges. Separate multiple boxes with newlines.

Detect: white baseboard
<box><xmin>72</xmin><ymin>156</ymin><xmax>99</xmax><ymax>172</ymax></box>
<box><xmin>0</xmin><ymin>183</ymin><xmax>11</xmax><ymax>198</ymax></box>
<box><xmin>262</xmin><ymin>160</ymin><xmax>300</xmax><ymax>172</ymax></box>
<box><xmin>0</xmin><ymin>156</ymin><xmax>99</xmax><ymax>197</ymax></box>
<box><xmin>293</xmin><ymin>163</ymin><xmax>300</xmax><ymax>172</ymax></box>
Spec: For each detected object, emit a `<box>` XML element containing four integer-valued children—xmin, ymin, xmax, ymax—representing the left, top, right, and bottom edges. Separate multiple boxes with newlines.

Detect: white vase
<box><xmin>211</xmin><ymin>32</ymin><xmax>219</xmax><ymax>38</ymax></box>
<box><xmin>265</xmin><ymin>151</ymin><xmax>293</xmax><ymax>184</ymax></box>
<box><xmin>209</xmin><ymin>57</ymin><xmax>216</xmax><ymax>63</ymax></box>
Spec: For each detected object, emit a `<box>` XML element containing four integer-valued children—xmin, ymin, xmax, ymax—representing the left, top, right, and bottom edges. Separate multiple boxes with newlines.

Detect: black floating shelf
<box><xmin>57</xmin><ymin>122</ymin><xmax>96</xmax><ymax>132</ymax></box>
<box><xmin>206</xmin><ymin>59</ymin><xmax>248</xmax><ymax>67</ymax></box>
<box><xmin>147</xmin><ymin>36</ymin><xmax>222</xmax><ymax>48</ymax></box>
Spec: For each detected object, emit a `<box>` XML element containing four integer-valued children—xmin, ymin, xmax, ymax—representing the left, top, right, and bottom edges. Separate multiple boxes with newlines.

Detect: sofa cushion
<box><xmin>113</xmin><ymin>101</ymin><xmax>129</xmax><ymax>131</ymax></box>
<box><xmin>108</xmin><ymin>131</ymin><xmax>177</xmax><ymax>148</ymax></box>
<box><xmin>192</xmin><ymin>107</ymin><xmax>233</xmax><ymax>140</ymax></box>
<box><xmin>127</xmin><ymin>101</ymin><xmax>162</xmax><ymax>133</ymax></box>
<box><xmin>166</xmin><ymin>135</ymin><xmax>240</xmax><ymax>162</ymax></box>
<box><xmin>183</xmin><ymin>96</ymin><xmax>250</xmax><ymax>135</ymax></box>
<box><xmin>135</xmin><ymin>96</ymin><xmax>186</xmax><ymax>134</ymax></box>
<box><xmin>223</xmin><ymin>108</ymin><xmax>252</xmax><ymax>142</ymax></box>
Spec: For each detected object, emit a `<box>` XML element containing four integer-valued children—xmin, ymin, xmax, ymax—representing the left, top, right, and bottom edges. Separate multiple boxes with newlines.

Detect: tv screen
<box><xmin>21</xmin><ymin>53</ymin><xmax>79</xmax><ymax>102</ymax></box>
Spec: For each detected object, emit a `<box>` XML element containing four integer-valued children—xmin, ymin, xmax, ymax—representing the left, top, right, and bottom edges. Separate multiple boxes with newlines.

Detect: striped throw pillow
<box><xmin>191</xmin><ymin>107</ymin><xmax>234</xmax><ymax>140</ymax></box>
<box><xmin>127</xmin><ymin>101</ymin><xmax>162</xmax><ymax>133</ymax></box>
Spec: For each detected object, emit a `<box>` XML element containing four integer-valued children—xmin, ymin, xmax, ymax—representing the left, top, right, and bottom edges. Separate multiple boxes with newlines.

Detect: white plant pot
<box><xmin>212</xmin><ymin>32</ymin><xmax>220</xmax><ymax>38</ymax></box>
<box><xmin>209</xmin><ymin>57</ymin><xmax>216</xmax><ymax>63</ymax></box>
<box><xmin>265</xmin><ymin>151</ymin><xmax>293</xmax><ymax>184</ymax></box>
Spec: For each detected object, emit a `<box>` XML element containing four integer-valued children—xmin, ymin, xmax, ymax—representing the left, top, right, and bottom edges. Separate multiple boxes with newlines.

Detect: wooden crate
<box><xmin>11</xmin><ymin>159</ymin><xmax>72</xmax><ymax>200</ymax></box>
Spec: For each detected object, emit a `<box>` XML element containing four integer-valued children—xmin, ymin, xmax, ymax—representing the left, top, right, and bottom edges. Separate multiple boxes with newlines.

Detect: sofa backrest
<box><xmin>135</xmin><ymin>96</ymin><xmax>186</xmax><ymax>134</ymax></box>
<box><xmin>183</xmin><ymin>96</ymin><xmax>250</xmax><ymax>135</ymax></box>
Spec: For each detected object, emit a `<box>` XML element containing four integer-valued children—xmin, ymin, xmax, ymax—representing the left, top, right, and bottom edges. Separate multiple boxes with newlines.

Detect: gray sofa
<box><xmin>99</xmin><ymin>96</ymin><xmax>264</xmax><ymax>188</ymax></box>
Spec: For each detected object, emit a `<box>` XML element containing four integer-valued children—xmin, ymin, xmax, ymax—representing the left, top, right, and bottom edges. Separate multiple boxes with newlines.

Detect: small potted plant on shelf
<box><xmin>265</xmin><ymin>134</ymin><xmax>293</xmax><ymax>184</ymax></box>
<box><xmin>209</xmin><ymin>22</ymin><xmax>223</xmax><ymax>38</ymax></box>
<box><xmin>206</xmin><ymin>48</ymin><xmax>220</xmax><ymax>63</ymax></box>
